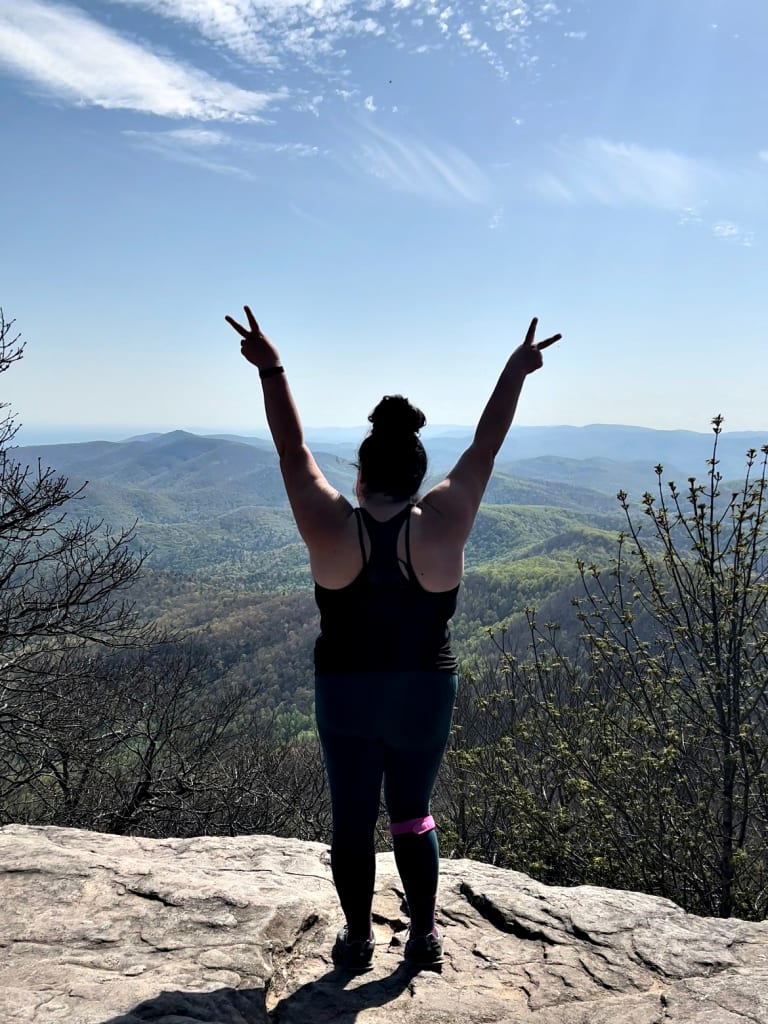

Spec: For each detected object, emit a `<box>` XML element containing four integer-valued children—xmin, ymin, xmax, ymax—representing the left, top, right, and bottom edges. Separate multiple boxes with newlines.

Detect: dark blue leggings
<box><xmin>315</xmin><ymin>670</ymin><xmax>458</xmax><ymax>941</ymax></box>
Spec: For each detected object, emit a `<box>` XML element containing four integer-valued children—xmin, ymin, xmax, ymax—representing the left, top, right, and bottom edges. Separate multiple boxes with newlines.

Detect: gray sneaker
<box><xmin>404</xmin><ymin>930</ymin><xmax>444</xmax><ymax>969</ymax></box>
<box><xmin>332</xmin><ymin>927</ymin><xmax>375</xmax><ymax>972</ymax></box>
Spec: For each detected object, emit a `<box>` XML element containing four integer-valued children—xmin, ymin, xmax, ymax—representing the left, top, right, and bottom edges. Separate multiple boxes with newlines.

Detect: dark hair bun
<box><xmin>358</xmin><ymin>395</ymin><xmax>429</xmax><ymax>498</ymax></box>
<box><xmin>368</xmin><ymin>395</ymin><xmax>426</xmax><ymax>436</ymax></box>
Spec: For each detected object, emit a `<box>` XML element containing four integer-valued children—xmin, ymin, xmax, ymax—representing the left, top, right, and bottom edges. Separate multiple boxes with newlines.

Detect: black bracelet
<box><xmin>259</xmin><ymin>365</ymin><xmax>285</xmax><ymax>380</ymax></box>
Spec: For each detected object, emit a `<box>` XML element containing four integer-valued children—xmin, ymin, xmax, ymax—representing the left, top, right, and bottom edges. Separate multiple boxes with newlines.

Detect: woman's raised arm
<box><xmin>421</xmin><ymin>317</ymin><xmax>561</xmax><ymax>541</ymax></box>
<box><xmin>225</xmin><ymin>306</ymin><xmax>353</xmax><ymax>545</ymax></box>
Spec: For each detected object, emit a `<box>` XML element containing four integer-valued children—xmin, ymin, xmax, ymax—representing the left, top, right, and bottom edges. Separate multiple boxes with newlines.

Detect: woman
<box><xmin>226</xmin><ymin>306</ymin><xmax>561</xmax><ymax>971</ymax></box>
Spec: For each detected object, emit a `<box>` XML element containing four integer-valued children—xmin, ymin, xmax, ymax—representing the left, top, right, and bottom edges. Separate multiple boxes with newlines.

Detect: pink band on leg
<box><xmin>390</xmin><ymin>815</ymin><xmax>435</xmax><ymax>836</ymax></box>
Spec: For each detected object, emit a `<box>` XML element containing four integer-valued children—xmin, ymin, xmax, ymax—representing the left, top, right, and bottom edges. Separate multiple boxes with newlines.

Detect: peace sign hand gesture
<box><xmin>512</xmin><ymin>317</ymin><xmax>561</xmax><ymax>375</ymax></box>
<box><xmin>225</xmin><ymin>305</ymin><xmax>280</xmax><ymax>371</ymax></box>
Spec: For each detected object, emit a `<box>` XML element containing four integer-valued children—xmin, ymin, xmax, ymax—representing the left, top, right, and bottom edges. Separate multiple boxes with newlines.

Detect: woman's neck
<box><xmin>359</xmin><ymin>492</ymin><xmax>411</xmax><ymax>519</ymax></box>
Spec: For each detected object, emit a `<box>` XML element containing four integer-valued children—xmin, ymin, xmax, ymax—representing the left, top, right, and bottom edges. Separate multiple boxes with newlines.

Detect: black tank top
<box><xmin>313</xmin><ymin>505</ymin><xmax>459</xmax><ymax>672</ymax></box>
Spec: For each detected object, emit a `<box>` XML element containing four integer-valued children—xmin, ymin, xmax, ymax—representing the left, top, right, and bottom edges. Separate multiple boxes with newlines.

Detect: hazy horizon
<box><xmin>13</xmin><ymin>419</ymin><xmax>768</xmax><ymax>449</ymax></box>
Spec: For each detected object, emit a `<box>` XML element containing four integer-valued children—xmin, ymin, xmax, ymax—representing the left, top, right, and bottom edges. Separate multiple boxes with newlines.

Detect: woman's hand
<box><xmin>511</xmin><ymin>317</ymin><xmax>562</xmax><ymax>374</ymax></box>
<box><xmin>225</xmin><ymin>305</ymin><xmax>281</xmax><ymax>371</ymax></box>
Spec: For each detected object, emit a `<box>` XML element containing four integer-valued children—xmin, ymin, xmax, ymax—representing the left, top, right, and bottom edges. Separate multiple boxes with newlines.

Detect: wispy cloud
<box><xmin>124</xmin><ymin>127</ymin><xmax>256</xmax><ymax>177</ymax></box>
<box><xmin>454</xmin><ymin>20</ymin><xmax>505</xmax><ymax>77</ymax></box>
<box><xmin>1</xmin><ymin>0</ymin><xmax>581</xmax><ymax>131</ymax></box>
<box><xmin>107</xmin><ymin>0</ymin><xmax>571</xmax><ymax>78</ymax></box>
<box><xmin>0</xmin><ymin>0</ymin><xmax>281</xmax><ymax>119</ymax></box>
<box><xmin>293</xmin><ymin>94</ymin><xmax>324</xmax><ymax>117</ymax></box>
<box><xmin>156</xmin><ymin>127</ymin><xmax>233</xmax><ymax>147</ymax></box>
<box><xmin>289</xmin><ymin>201</ymin><xmax>334</xmax><ymax>229</ymax></box>
<box><xmin>489</xmin><ymin>206</ymin><xmax>504</xmax><ymax>229</ymax></box>
<box><xmin>529</xmin><ymin>138</ymin><xmax>763</xmax><ymax>245</ymax></box>
<box><xmin>678</xmin><ymin>205</ymin><xmax>755</xmax><ymax>246</ymax></box>
<box><xmin>111</xmin><ymin>0</ymin><xmax>386</xmax><ymax>66</ymax></box>
<box><xmin>355</xmin><ymin>123</ymin><xmax>490</xmax><ymax>203</ymax></box>
<box><xmin>125</xmin><ymin>126</ymin><xmax>320</xmax><ymax>174</ymax></box>
<box><xmin>678</xmin><ymin>205</ymin><xmax>705</xmax><ymax>227</ymax></box>
<box><xmin>531</xmin><ymin>138</ymin><xmax>715</xmax><ymax>209</ymax></box>
<box><xmin>712</xmin><ymin>221</ymin><xmax>754</xmax><ymax>247</ymax></box>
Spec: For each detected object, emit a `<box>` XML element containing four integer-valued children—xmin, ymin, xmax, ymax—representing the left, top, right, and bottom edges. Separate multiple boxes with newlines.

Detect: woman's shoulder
<box><xmin>408</xmin><ymin>501</ymin><xmax>464</xmax><ymax>590</ymax></box>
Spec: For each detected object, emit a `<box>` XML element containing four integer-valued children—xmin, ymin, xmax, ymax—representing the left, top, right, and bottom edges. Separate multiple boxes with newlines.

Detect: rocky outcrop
<box><xmin>1</xmin><ymin>824</ymin><xmax>767</xmax><ymax>1023</ymax></box>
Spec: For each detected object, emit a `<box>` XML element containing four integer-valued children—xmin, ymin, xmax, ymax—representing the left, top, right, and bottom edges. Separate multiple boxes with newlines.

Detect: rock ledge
<box><xmin>1</xmin><ymin>825</ymin><xmax>767</xmax><ymax>1023</ymax></box>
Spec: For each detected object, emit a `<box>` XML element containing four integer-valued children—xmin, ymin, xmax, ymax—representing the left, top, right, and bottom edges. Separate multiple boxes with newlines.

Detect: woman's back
<box><xmin>314</xmin><ymin>504</ymin><xmax>459</xmax><ymax>672</ymax></box>
<box><xmin>309</xmin><ymin>497</ymin><xmax>465</xmax><ymax>593</ymax></box>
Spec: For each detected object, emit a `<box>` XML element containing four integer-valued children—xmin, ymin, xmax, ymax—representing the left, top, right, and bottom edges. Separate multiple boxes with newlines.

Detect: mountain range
<box><xmin>18</xmin><ymin>421</ymin><xmax>767</xmax><ymax>505</ymax></box>
<box><xmin>13</xmin><ymin>421</ymin><xmax>766</xmax><ymax>710</ymax></box>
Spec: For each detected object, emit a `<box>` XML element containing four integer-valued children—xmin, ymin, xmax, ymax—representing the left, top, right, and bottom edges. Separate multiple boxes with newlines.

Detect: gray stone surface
<box><xmin>1</xmin><ymin>824</ymin><xmax>767</xmax><ymax>1023</ymax></box>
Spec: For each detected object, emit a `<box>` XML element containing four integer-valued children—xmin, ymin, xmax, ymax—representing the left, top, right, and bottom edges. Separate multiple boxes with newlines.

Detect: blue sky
<box><xmin>1</xmin><ymin>0</ymin><xmax>766</xmax><ymax>442</ymax></box>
